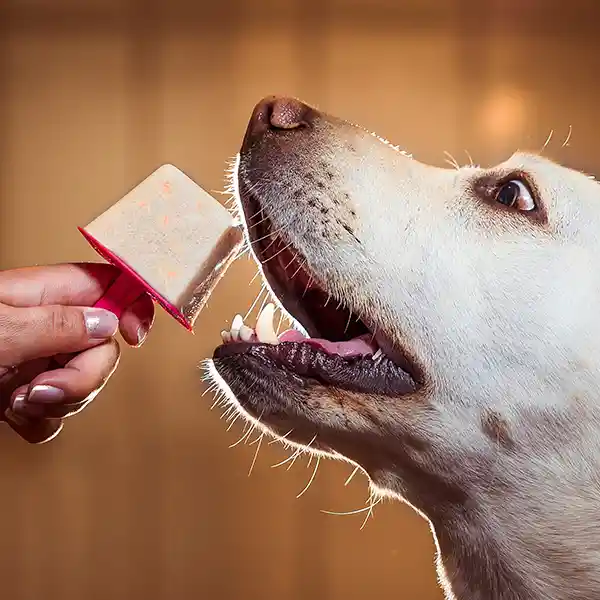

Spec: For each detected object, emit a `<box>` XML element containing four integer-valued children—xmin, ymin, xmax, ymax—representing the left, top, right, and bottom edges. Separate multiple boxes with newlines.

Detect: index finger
<box><xmin>0</xmin><ymin>263</ymin><xmax>120</xmax><ymax>307</ymax></box>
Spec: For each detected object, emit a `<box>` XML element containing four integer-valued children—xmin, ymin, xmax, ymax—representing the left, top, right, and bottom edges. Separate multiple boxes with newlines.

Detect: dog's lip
<box><xmin>213</xmin><ymin>340</ymin><xmax>419</xmax><ymax>396</ymax></box>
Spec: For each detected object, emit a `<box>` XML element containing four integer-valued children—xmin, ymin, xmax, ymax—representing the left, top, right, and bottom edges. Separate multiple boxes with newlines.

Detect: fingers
<box><xmin>9</xmin><ymin>339</ymin><xmax>120</xmax><ymax>421</ymax></box>
<box><xmin>0</xmin><ymin>263</ymin><xmax>120</xmax><ymax>307</ymax></box>
<box><xmin>119</xmin><ymin>293</ymin><xmax>155</xmax><ymax>347</ymax></box>
<box><xmin>0</xmin><ymin>263</ymin><xmax>156</xmax><ymax>443</ymax></box>
<box><xmin>0</xmin><ymin>304</ymin><xmax>118</xmax><ymax>365</ymax></box>
<box><xmin>0</xmin><ymin>263</ymin><xmax>156</xmax><ymax>349</ymax></box>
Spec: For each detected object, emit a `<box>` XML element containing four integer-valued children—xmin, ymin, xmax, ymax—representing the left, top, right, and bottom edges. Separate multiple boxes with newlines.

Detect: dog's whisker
<box><xmin>226</xmin><ymin>414</ymin><xmax>241</xmax><ymax>432</ymax></box>
<box><xmin>248</xmin><ymin>433</ymin><xmax>265</xmax><ymax>477</ymax></box>
<box><xmin>248</xmin><ymin>433</ymin><xmax>263</xmax><ymax>446</ymax></box>
<box><xmin>204</xmin><ymin>383</ymin><xmax>220</xmax><ymax>400</ymax></box>
<box><xmin>562</xmin><ymin>125</ymin><xmax>573</xmax><ymax>148</ymax></box>
<box><xmin>209</xmin><ymin>390</ymin><xmax>227</xmax><ymax>410</ymax></box>
<box><xmin>288</xmin><ymin>434</ymin><xmax>318</xmax><ymax>470</ymax></box>
<box><xmin>251</xmin><ymin>233</ymin><xmax>278</xmax><ymax>255</ymax></box>
<box><xmin>249</xmin><ymin>224</ymin><xmax>286</xmax><ymax>245</ymax></box>
<box><xmin>272</xmin><ymin>447</ymin><xmax>304</xmax><ymax>468</ymax></box>
<box><xmin>464</xmin><ymin>149</ymin><xmax>475</xmax><ymax>167</ymax></box>
<box><xmin>230</xmin><ymin>426</ymin><xmax>254</xmax><ymax>449</ymax></box>
<box><xmin>220</xmin><ymin>406</ymin><xmax>236</xmax><ymax>421</ymax></box>
<box><xmin>286</xmin><ymin>447</ymin><xmax>305</xmax><ymax>470</ymax></box>
<box><xmin>296</xmin><ymin>455</ymin><xmax>321</xmax><ymax>499</ymax></box>
<box><xmin>443</xmin><ymin>150</ymin><xmax>460</xmax><ymax>170</ymax></box>
<box><xmin>244</xmin><ymin>284</ymin><xmax>270</xmax><ymax>319</ymax></box>
<box><xmin>360</xmin><ymin>496</ymin><xmax>383</xmax><ymax>530</ymax></box>
<box><xmin>249</xmin><ymin>268</ymin><xmax>266</xmax><ymax>286</ymax></box>
<box><xmin>269</xmin><ymin>429</ymin><xmax>294</xmax><ymax>445</ymax></box>
<box><xmin>321</xmin><ymin>495</ymin><xmax>382</xmax><ymax>523</ymax></box>
<box><xmin>541</xmin><ymin>129</ymin><xmax>554</xmax><ymax>153</ymax></box>
<box><xmin>344</xmin><ymin>310</ymin><xmax>356</xmax><ymax>335</ymax></box>
<box><xmin>261</xmin><ymin>240</ymin><xmax>295</xmax><ymax>264</ymax></box>
<box><xmin>303</xmin><ymin>276</ymin><xmax>314</xmax><ymax>297</ymax></box>
<box><xmin>256</xmin><ymin>293</ymin><xmax>272</xmax><ymax>322</ymax></box>
<box><xmin>290</xmin><ymin>258</ymin><xmax>308</xmax><ymax>281</ymax></box>
<box><xmin>345</xmin><ymin>465</ymin><xmax>361</xmax><ymax>486</ymax></box>
<box><xmin>322</xmin><ymin>505</ymin><xmax>373</xmax><ymax>516</ymax></box>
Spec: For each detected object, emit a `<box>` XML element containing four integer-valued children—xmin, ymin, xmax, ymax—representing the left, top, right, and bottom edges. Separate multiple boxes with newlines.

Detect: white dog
<box><xmin>208</xmin><ymin>96</ymin><xmax>600</xmax><ymax>600</ymax></box>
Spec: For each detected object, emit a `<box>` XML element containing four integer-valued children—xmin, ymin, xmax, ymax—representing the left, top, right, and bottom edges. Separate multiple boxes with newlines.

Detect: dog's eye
<box><xmin>495</xmin><ymin>180</ymin><xmax>535</xmax><ymax>211</ymax></box>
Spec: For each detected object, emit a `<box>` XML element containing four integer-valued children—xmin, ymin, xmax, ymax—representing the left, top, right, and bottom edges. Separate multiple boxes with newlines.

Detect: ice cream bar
<box><xmin>79</xmin><ymin>164</ymin><xmax>243</xmax><ymax>331</ymax></box>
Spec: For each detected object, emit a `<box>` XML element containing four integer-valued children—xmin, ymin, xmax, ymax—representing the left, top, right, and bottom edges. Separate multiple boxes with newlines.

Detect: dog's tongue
<box><xmin>278</xmin><ymin>330</ymin><xmax>377</xmax><ymax>357</ymax></box>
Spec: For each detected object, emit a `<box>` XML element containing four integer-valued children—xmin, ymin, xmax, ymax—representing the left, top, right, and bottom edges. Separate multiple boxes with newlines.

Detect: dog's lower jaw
<box><xmin>212</xmin><ymin>356</ymin><xmax>600</xmax><ymax>600</ymax></box>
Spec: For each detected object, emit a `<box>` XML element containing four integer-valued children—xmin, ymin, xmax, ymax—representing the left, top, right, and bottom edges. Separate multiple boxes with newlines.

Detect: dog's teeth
<box><xmin>221</xmin><ymin>330</ymin><xmax>231</xmax><ymax>343</ymax></box>
<box><xmin>372</xmin><ymin>349</ymin><xmax>384</xmax><ymax>362</ymax></box>
<box><xmin>231</xmin><ymin>314</ymin><xmax>244</xmax><ymax>341</ymax></box>
<box><xmin>256</xmin><ymin>303</ymin><xmax>279</xmax><ymax>344</ymax></box>
<box><xmin>240</xmin><ymin>324</ymin><xmax>254</xmax><ymax>342</ymax></box>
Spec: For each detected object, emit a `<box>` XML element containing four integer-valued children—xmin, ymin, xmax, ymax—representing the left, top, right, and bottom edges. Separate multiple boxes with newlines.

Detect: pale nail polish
<box><xmin>28</xmin><ymin>385</ymin><xmax>65</xmax><ymax>404</ymax></box>
<box><xmin>84</xmin><ymin>309</ymin><xmax>119</xmax><ymax>339</ymax></box>
<box><xmin>11</xmin><ymin>393</ymin><xmax>27</xmax><ymax>414</ymax></box>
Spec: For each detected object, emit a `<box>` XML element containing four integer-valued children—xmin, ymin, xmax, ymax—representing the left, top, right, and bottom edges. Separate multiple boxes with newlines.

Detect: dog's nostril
<box><xmin>268</xmin><ymin>97</ymin><xmax>311</xmax><ymax>130</ymax></box>
<box><xmin>242</xmin><ymin>96</ymin><xmax>315</xmax><ymax>152</ymax></box>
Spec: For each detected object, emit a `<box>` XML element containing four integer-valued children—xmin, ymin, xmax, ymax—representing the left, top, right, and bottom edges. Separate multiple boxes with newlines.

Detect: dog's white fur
<box><xmin>210</xmin><ymin>103</ymin><xmax>600</xmax><ymax>600</ymax></box>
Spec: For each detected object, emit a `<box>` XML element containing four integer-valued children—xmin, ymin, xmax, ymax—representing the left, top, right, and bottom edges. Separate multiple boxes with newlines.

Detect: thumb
<box><xmin>0</xmin><ymin>304</ymin><xmax>119</xmax><ymax>364</ymax></box>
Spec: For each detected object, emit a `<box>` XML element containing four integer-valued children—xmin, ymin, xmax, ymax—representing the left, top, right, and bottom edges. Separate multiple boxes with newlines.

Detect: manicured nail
<box><xmin>135</xmin><ymin>323</ymin><xmax>150</xmax><ymax>346</ymax></box>
<box><xmin>84</xmin><ymin>308</ymin><xmax>119</xmax><ymax>339</ymax></box>
<box><xmin>9</xmin><ymin>393</ymin><xmax>45</xmax><ymax>419</ymax></box>
<box><xmin>27</xmin><ymin>385</ymin><xmax>65</xmax><ymax>404</ymax></box>
<box><xmin>11</xmin><ymin>393</ymin><xmax>27</xmax><ymax>414</ymax></box>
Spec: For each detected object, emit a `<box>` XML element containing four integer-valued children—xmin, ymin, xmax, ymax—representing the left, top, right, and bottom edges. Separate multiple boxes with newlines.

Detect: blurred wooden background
<box><xmin>0</xmin><ymin>0</ymin><xmax>599</xmax><ymax>598</ymax></box>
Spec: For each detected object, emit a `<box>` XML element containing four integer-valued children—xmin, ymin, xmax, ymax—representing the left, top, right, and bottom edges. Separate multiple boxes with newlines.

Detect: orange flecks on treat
<box><xmin>162</xmin><ymin>181</ymin><xmax>172</xmax><ymax>195</ymax></box>
<box><xmin>167</xmin><ymin>271</ymin><xmax>178</xmax><ymax>279</ymax></box>
<box><xmin>138</xmin><ymin>201</ymin><xmax>147</xmax><ymax>208</ymax></box>
<box><xmin>163</xmin><ymin>215</ymin><xmax>169</xmax><ymax>226</ymax></box>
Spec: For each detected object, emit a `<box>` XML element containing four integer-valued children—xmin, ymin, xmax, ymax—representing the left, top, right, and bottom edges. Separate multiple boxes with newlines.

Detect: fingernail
<box><xmin>28</xmin><ymin>385</ymin><xmax>65</xmax><ymax>404</ymax></box>
<box><xmin>84</xmin><ymin>308</ymin><xmax>119</xmax><ymax>339</ymax></box>
<box><xmin>11</xmin><ymin>393</ymin><xmax>27</xmax><ymax>414</ymax></box>
<box><xmin>9</xmin><ymin>393</ymin><xmax>45</xmax><ymax>419</ymax></box>
<box><xmin>136</xmin><ymin>323</ymin><xmax>150</xmax><ymax>346</ymax></box>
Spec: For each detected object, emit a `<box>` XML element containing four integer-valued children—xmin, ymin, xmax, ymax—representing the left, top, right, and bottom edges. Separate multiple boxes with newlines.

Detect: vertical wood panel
<box><xmin>1</xmin><ymin>2</ymin><xmax>599</xmax><ymax>600</ymax></box>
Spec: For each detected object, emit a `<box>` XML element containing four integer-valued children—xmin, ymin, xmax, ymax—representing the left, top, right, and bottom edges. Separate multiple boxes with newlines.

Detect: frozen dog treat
<box><xmin>79</xmin><ymin>164</ymin><xmax>243</xmax><ymax>330</ymax></box>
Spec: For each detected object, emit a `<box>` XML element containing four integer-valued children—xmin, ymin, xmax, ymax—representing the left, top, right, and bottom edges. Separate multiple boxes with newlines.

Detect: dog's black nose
<box><xmin>242</xmin><ymin>96</ymin><xmax>314</xmax><ymax>150</ymax></box>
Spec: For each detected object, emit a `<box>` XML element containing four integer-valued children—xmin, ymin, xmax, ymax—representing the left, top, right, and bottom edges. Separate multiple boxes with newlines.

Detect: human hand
<box><xmin>0</xmin><ymin>263</ymin><xmax>155</xmax><ymax>443</ymax></box>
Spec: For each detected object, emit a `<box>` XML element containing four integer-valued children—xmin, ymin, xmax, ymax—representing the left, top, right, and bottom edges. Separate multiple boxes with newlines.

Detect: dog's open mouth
<box><xmin>213</xmin><ymin>184</ymin><xmax>420</xmax><ymax>397</ymax></box>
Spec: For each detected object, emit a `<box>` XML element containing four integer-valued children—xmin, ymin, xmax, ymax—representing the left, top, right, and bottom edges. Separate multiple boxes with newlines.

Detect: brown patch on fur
<box><xmin>481</xmin><ymin>411</ymin><xmax>515</xmax><ymax>451</ymax></box>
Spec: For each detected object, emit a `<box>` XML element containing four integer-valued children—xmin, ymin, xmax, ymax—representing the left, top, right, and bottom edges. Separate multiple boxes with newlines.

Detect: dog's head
<box><xmin>210</xmin><ymin>96</ymin><xmax>600</xmax><ymax>521</ymax></box>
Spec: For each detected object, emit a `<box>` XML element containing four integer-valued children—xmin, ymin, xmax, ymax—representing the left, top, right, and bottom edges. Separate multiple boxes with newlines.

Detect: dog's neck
<box><xmin>375</xmin><ymin>436</ymin><xmax>600</xmax><ymax>600</ymax></box>
<box><xmin>432</xmin><ymin>492</ymin><xmax>600</xmax><ymax>600</ymax></box>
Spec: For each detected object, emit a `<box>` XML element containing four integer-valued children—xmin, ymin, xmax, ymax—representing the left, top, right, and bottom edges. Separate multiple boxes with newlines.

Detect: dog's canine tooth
<box><xmin>240</xmin><ymin>324</ymin><xmax>255</xmax><ymax>342</ymax></box>
<box><xmin>231</xmin><ymin>314</ymin><xmax>244</xmax><ymax>341</ymax></box>
<box><xmin>256</xmin><ymin>303</ymin><xmax>279</xmax><ymax>344</ymax></box>
<box><xmin>221</xmin><ymin>330</ymin><xmax>231</xmax><ymax>343</ymax></box>
<box><xmin>372</xmin><ymin>349</ymin><xmax>384</xmax><ymax>362</ymax></box>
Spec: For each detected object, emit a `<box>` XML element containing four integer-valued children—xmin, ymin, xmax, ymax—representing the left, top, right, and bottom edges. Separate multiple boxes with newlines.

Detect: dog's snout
<box><xmin>242</xmin><ymin>96</ymin><xmax>314</xmax><ymax>150</ymax></box>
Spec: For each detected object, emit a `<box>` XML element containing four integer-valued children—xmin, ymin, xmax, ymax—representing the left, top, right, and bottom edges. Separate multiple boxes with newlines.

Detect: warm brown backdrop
<box><xmin>0</xmin><ymin>1</ymin><xmax>599</xmax><ymax>598</ymax></box>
